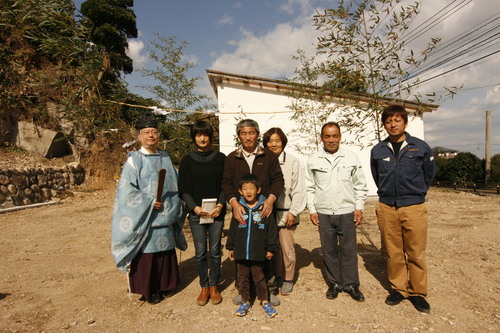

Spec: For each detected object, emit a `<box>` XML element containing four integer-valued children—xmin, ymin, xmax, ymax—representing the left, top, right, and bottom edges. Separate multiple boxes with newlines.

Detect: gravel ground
<box><xmin>0</xmin><ymin>148</ymin><xmax>499</xmax><ymax>332</ymax></box>
<box><xmin>0</xmin><ymin>186</ymin><xmax>498</xmax><ymax>332</ymax></box>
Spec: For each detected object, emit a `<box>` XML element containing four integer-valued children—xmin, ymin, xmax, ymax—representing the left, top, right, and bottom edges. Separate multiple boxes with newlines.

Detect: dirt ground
<box><xmin>1</xmin><ymin>178</ymin><xmax>499</xmax><ymax>332</ymax></box>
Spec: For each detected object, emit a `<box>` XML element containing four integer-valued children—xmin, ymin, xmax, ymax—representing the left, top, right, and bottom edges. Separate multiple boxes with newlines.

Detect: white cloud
<box><xmin>126</xmin><ymin>39</ymin><xmax>148</xmax><ymax>70</ymax></box>
<box><xmin>280</xmin><ymin>0</ymin><xmax>314</xmax><ymax>15</ymax></box>
<box><xmin>217</xmin><ymin>13</ymin><xmax>234</xmax><ymax>27</ymax></box>
<box><xmin>183</xmin><ymin>54</ymin><xmax>199</xmax><ymax>67</ymax></box>
<box><xmin>472</xmin><ymin>88</ymin><xmax>500</xmax><ymax>106</ymax></box>
<box><xmin>425</xmin><ymin>90</ymin><xmax>500</xmax><ymax>157</ymax></box>
<box><xmin>211</xmin><ymin>0</ymin><xmax>320</xmax><ymax>80</ymax></box>
<box><xmin>211</xmin><ymin>21</ymin><xmax>318</xmax><ymax>78</ymax></box>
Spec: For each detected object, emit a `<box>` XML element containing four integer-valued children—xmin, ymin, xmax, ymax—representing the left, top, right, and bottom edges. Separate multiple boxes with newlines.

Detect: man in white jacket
<box><xmin>305</xmin><ymin>122</ymin><xmax>368</xmax><ymax>302</ymax></box>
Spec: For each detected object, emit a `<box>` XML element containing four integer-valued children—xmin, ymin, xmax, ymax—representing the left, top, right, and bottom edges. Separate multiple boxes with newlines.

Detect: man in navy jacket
<box><xmin>370</xmin><ymin>105</ymin><xmax>435</xmax><ymax>313</ymax></box>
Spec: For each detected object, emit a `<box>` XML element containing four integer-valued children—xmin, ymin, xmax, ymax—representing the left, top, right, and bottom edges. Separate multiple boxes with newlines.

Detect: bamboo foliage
<box><xmin>288</xmin><ymin>0</ymin><xmax>458</xmax><ymax>150</ymax></box>
<box><xmin>139</xmin><ymin>34</ymin><xmax>210</xmax><ymax>115</ymax></box>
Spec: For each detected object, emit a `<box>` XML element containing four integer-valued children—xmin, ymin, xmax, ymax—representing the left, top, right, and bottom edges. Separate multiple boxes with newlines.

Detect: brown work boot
<box><xmin>209</xmin><ymin>286</ymin><xmax>222</xmax><ymax>305</ymax></box>
<box><xmin>196</xmin><ymin>287</ymin><xmax>210</xmax><ymax>306</ymax></box>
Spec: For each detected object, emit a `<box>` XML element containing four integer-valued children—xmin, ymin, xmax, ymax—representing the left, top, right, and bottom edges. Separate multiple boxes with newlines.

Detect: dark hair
<box><xmin>236</xmin><ymin>119</ymin><xmax>260</xmax><ymax>136</ymax></box>
<box><xmin>382</xmin><ymin>105</ymin><xmax>408</xmax><ymax>124</ymax></box>
<box><xmin>190</xmin><ymin>120</ymin><xmax>214</xmax><ymax>142</ymax></box>
<box><xmin>238</xmin><ymin>174</ymin><xmax>260</xmax><ymax>189</ymax></box>
<box><xmin>262</xmin><ymin>127</ymin><xmax>288</xmax><ymax>149</ymax></box>
<box><xmin>320</xmin><ymin>122</ymin><xmax>341</xmax><ymax>136</ymax></box>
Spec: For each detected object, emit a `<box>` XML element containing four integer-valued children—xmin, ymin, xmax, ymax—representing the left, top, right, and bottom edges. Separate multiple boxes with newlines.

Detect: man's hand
<box><xmin>153</xmin><ymin>201</ymin><xmax>162</xmax><ymax>210</ymax></box>
<box><xmin>310</xmin><ymin>213</ymin><xmax>319</xmax><ymax>226</ymax></box>
<box><xmin>265</xmin><ymin>251</ymin><xmax>274</xmax><ymax>260</ymax></box>
<box><xmin>261</xmin><ymin>195</ymin><xmax>276</xmax><ymax>218</ymax></box>
<box><xmin>354</xmin><ymin>209</ymin><xmax>363</xmax><ymax>226</ymax></box>
<box><xmin>228</xmin><ymin>250</ymin><xmax>234</xmax><ymax>261</ymax></box>
<box><xmin>230</xmin><ymin>200</ymin><xmax>246</xmax><ymax>224</ymax></box>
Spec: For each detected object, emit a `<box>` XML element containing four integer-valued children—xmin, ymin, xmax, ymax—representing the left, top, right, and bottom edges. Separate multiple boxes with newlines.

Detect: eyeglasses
<box><xmin>141</xmin><ymin>130</ymin><xmax>159</xmax><ymax>136</ymax></box>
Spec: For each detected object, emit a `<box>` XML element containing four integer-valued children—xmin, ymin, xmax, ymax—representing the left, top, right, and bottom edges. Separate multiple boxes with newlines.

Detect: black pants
<box><xmin>318</xmin><ymin>212</ymin><xmax>360</xmax><ymax>289</ymax></box>
<box><xmin>236</xmin><ymin>260</ymin><xmax>268</xmax><ymax>302</ymax></box>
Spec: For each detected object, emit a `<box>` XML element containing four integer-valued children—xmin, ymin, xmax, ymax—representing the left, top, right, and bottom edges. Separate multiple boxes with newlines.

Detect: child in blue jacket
<box><xmin>226</xmin><ymin>174</ymin><xmax>279</xmax><ymax>317</ymax></box>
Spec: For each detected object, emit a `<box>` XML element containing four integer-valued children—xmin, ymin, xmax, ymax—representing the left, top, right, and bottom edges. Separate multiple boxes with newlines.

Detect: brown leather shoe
<box><xmin>197</xmin><ymin>287</ymin><xmax>210</xmax><ymax>306</ymax></box>
<box><xmin>209</xmin><ymin>286</ymin><xmax>222</xmax><ymax>305</ymax></box>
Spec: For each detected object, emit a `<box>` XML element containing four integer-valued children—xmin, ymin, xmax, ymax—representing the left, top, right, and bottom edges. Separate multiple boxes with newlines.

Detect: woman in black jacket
<box><xmin>178</xmin><ymin>120</ymin><xmax>226</xmax><ymax>306</ymax></box>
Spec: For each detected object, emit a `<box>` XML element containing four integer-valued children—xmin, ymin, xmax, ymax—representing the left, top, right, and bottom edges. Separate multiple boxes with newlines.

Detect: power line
<box><xmin>407</xmin><ymin>49</ymin><xmax>500</xmax><ymax>87</ymax></box>
<box><xmin>423</xmin><ymin>13</ymin><xmax>500</xmax><ymax>63</ymax></box>
<box><xmin>427</xmin><ymin>82</ymin><xmax>500</xmax><ymax>94</ymax></box>
<box><xmin>370</xmin><ymin>0</ymin><xmax>420</xmax><ymax>44</ymax></box>
<box><xmin>400</xmin><ymin>0</ymin><xmax>458</xmax><ymax>42</ymax></box>
<box><xmin>380</xmin><ymin>1</ymin><xmax>500</xmax><ymax>93</ymax></box>
<box><xmin>402</xmin><ymin>12</ymin><xmax>500</xmax><ymax>75</ymax></box>
<box><xmin>384</xmin><ymin>50</ymin><xmax>500</xmax><ymax>95</ymax></box>
<box><xmin>401</xmin><ymin>0</ymin><xmax>472</xmax><ymax>45</ymax></box>
<box><xmin>406</xmin><ymin>31</ymin><xmax>500</xmax><ymax>81</ymax></box>
<box><xmin>393</xmin><ymin>2</ymin><xmax>500</xmax><ymax>92</ymax></box>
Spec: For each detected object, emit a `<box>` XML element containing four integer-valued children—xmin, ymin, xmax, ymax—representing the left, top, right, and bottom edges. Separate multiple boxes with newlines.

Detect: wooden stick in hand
<box><xmin>156</xmin><ymin>169</ymin><xmax>166</xmax><ymax>202</ymax></box>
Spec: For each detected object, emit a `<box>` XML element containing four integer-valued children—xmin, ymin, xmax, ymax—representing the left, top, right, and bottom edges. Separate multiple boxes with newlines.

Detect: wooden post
<box><xmin>485</xmin><ymin>110</ymin><xmax>491</xmax><ymax>184</ymax></box>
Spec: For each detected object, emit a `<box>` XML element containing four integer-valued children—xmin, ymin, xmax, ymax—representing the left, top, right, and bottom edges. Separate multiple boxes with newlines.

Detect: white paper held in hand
<box><xmin>200</xmin><ymin>198</ymin><xmax>217</xmax><ymax>224</ymax></box>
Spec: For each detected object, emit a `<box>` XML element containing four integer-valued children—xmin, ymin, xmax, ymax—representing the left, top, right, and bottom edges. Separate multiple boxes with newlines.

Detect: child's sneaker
<box><xmin>262</xmin><ymin>302</ymin><xmax>278</xmax><ymax>317</ymax></box>
<box><xmin>234</xmin><ymin>301</ymin><xmax>251</xmax><ymax>317</ymax></box>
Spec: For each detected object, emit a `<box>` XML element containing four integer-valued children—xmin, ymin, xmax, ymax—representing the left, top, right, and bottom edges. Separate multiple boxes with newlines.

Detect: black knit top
<box><xmin>178</xmin><ymin>150</ymin><xmax>226</xmax><ymax>221</ymax></box>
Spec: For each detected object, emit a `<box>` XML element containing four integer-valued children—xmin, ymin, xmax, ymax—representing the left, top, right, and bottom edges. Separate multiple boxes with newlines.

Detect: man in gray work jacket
<box><xmin>306</xmin><ymin>122</ymin><xmax>368</xmax><ymax>302</ymax></box>
<box><xmin>370</xmin><ymin>104</ymin><xmax>435</xmax><ymax>314</ymax></box>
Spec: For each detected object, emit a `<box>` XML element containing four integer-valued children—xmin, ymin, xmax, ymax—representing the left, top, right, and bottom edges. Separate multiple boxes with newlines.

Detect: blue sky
<box><xmin>76</xmin><ymin>0</ymin><xmax>500</xmax><ymax>157</ymax></box>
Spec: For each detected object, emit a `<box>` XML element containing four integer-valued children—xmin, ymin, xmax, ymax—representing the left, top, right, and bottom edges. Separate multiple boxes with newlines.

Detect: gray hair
<box><xmin>236</xmin><ymin>119</ymin><xmax>260</xmax><ymax>135</ymax></box>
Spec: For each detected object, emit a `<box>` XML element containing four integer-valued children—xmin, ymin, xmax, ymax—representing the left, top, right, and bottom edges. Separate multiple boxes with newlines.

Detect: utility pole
<box><xmin>485</xmin><ymin>110</ymin><xmax>491</xmax><ymax>184</ymax></box>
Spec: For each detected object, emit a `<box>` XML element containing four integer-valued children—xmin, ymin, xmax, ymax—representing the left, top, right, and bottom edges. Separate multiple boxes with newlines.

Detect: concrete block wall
<box><xmin>0</xmin><ymin>163</ymin><xmax>85</xmax><ymax>207</ymax></box>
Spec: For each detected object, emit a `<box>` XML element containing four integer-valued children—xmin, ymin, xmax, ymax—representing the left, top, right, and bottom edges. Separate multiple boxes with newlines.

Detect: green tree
<box><xmin>0</xmin><ymin>0</ymin><xmax>135</xmax><ymax>152</ymax></box>
<box><xmin>140</xmin><ymin>34</ymin><xmax>209</xmax><ymax>112</ymax></box>
<box><xmin>0</xmin><ymin>0</ymin><xmax>98</xmax><ymax>132</ymax></box>
<box><xmin>489</xmin><ymin>154</ymin><xmax>500</xmax><ymax>183</ymax></box>
<box><xmin>138</xmin><ymin>33</ymin><xmax>212</xmax><ymax>164</ymax></box>
<box><xmin>287</xmin><ymin>50</ymin><xmax>332</xmax><ymax>154</ymax></box>
<box><xmin>80</xmin><ymin>0</ymin><xmax>138</xmax><ymax>75</ymax></box>
<box><xmin>446</xmin><ymin>152</ymin><xmax>484</xmax><ymax>185</ymax></box>
<box><xmin>289</xmin><ymin>0</ymin><xmax>459</xmax><ymax>151</ymax></box>
<box><xmin>434</xmin><ymin>156</ymin><xmax>451</xmax><ymax>182</ymax></box>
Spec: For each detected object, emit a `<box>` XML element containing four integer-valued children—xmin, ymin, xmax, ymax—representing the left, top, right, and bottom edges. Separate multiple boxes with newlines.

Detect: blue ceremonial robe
<box><xmin>111</xmin><ymin>148</ymin><xmax>185</xmax><ymax>273</ymax></box>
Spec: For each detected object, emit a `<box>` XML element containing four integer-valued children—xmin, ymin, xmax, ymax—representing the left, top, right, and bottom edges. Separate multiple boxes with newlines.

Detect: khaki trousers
<box><xmin>376</xmin><ymin>202</ymin><xmax>428</xmax><ymax>297</ymax></box>
<box><xmin>276</xmin><ymin>225</ymin><xmax>297</xmax><ymax>282</ymax></box>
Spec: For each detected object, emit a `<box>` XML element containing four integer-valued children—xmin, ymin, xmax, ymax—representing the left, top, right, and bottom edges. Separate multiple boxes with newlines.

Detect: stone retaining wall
<box><xmin>0</xmin><ymin>162</ymin><xmax>85</xmax><ymax>208</ymax></box>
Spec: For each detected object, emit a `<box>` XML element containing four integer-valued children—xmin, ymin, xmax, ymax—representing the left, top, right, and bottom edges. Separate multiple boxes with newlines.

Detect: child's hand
<box><xmin>228</xmin><ymin>250</ymin><xmax>234</xmax><ymax>261</ymax></box>
<box><xmin>265</xmin><ymin>252</ymin><xmax>274</xmax><ymax>260</ymax></box>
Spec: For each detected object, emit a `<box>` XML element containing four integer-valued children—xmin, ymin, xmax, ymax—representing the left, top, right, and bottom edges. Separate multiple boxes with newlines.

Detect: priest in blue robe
<box><xmin>111</xmin><ymin>114</ymin><xmax>186</xmax><ymax>304</ymax></box>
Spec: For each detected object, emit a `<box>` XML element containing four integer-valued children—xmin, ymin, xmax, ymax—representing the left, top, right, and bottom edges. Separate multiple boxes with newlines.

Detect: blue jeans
<box><xmin>188</xmin><ymin>214</ymin><xmax>223</xmax><ymax>287</ymax></box>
